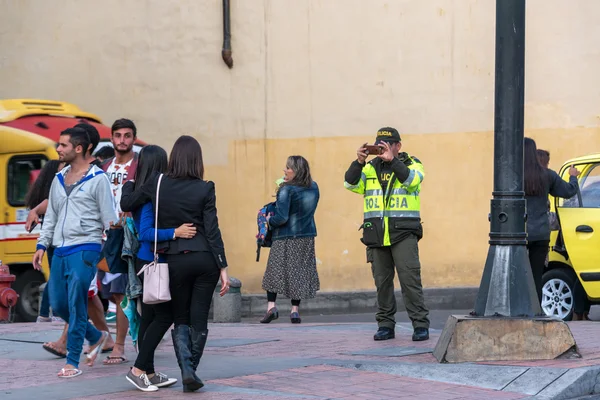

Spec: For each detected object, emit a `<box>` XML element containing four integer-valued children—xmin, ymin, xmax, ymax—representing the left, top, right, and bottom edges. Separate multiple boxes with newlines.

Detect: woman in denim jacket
<box><xmin>261</xmin><ymin>156</ymin><xmax>320</xmax><ymax>324</ymax></box>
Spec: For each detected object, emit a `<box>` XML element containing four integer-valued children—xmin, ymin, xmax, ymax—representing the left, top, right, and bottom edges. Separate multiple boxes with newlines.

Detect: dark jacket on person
<box><xmin>269</xmin><ymin>181</ymin><xmax>320</xmax><ymax>241</ymax></box>
<box><xmin>120</xmin><ymin>173</ymin><xmax>228</xmax><ymax>268</ymax></box>
<box><xmin>526</xmin><ymin>169</ymin><xmax>578</xmax><ymax>242</ymax></box>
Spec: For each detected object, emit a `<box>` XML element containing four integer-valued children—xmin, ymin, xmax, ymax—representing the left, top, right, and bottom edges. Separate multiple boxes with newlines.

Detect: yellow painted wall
<box><xmin>1</xmin><ymin>1</ymin><xmax>600</xmax><ymax>293</ymax></box>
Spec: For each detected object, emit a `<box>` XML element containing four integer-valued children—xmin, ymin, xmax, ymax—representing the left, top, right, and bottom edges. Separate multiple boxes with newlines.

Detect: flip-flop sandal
<box><xmin>42</xmin><ymin>343</ymin><xmax>67</xmax><ymax>358</ymax></box>
<box><xmin>83</xmin><ymin>347</ymin><xmax>114</xmax><ymax>355</ymax></box>
<box><xmin>58</xmin><ymin>368</ymin><xmax>82</xmax><ymax>378</ymax></box>
<box><xmin>103</xmin><ymin>356</ymin><xmax>128</xmax><ymax>365</ymax></box>
<box><xmin>86</xmin><ymin>331</ymin><xmax>109</xmax><ymax>366</ymax></box>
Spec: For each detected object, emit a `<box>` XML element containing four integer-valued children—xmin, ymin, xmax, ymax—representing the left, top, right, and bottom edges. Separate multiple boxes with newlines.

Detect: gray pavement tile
<box><xmin>502</xmin><ymin>367</ymin><xmax>568</xmax><ymax>395</ymax></box>
<box><xmin>263</xmin><ymin>323</ymin><xmax>376</xmax><ymax>332</ymax></box>
<box><xmin>532</xmin><ymin>367</ymin><xmax>600</xmax><ymax>400</ymax></box>
<box><xmin>349</xmin><ymin>346</ymin><xmax>433</xmax><ymax>357</ymax></box>
<box><xmin>1</xmin><ymin>355</ymin><xmax>328</xmax><ymax>399</ymax></box>
<box><xmin>0</xmin><ymin>340</ymin><xmax>64</xmax><ymax>360</ymax></box>
<box><xmin>207</xmin><ymin>338</ymin><xmax>280</xmax><ymax>347</ymax></box>
<box><xmin>341</xmin><ymin>362</ymin><xmax>530</xmax><ymax>391</ymax></box>
<box><xmin>0</xmin><ymin>330</ymin><xmax>64</xmax><ymax>343</ymax></box>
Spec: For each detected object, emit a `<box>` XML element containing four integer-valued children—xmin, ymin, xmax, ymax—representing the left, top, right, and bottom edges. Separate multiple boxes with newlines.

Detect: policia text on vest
<box><xmin>345</xmin><ymin>154</ymin><xmax>423</xmax><ymax>247</ymax></box>
<box><xmin>344</xmin><ymin>132</ymin><xmax>430</xmax><ymax>342</ymax></box>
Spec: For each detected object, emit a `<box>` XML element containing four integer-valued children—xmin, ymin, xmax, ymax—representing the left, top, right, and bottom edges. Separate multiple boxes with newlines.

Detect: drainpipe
<box><xmin>222</xmin><ymin>0</ymin><xmax>233</xmax><ymax>68</ymax></box>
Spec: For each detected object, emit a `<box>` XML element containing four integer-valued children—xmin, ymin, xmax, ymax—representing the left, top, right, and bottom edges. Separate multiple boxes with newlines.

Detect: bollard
<box><xmin>212</xmin><ymin>277</ymin><xmax>242</xmax><ymax>323</ymax></box>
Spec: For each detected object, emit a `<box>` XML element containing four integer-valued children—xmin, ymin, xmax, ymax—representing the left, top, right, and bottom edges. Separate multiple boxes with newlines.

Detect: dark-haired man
<box><xmin>97</xmin><ymin>118</ymin><xmax>138</xmax><ymax>365</ymax></box>
<box><xmin>26</xmin><ymin>122</ymin><xmax>102</xmax><ymax>231</ymax></box>
<box><xmin>29</xmin><ymin>124</ymin><xmax>115</xmax><ymax>359</ymax></box>
<box><xmin>33</xmin><ymin>127</ymin><xmax>116</xmax><ymax>377</ymax></box>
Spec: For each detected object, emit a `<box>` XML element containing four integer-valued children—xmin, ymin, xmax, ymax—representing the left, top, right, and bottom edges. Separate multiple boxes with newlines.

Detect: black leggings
<box><xmin>527</xmin><ymin>240</ymin><xmax>550</xmax><ymax>304</ymax></box>
<box><xmin>168</xmin><ymin>251</ymin><xmax>220</xmax><ymax>331</ymax></box>
<box><xmin>267</xmin><ymin>291</ymin><xmax>301</xmax><ymax>307</ymax></box>
<box><xmin>134</xmin><ymin>258</ymin><xmax>174</xmax><ymax>373</ymax></box>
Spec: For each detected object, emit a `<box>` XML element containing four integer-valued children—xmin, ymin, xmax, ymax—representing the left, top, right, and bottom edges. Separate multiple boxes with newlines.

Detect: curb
<box><xmin>238</xmin><ymin>286</ymin><xmax>479</xmax><ymax>317</ymax></box>
<box><xmin>530</xmin><ymin>366</ymin><xmax>600</xmax><ymax>399</ymax></box>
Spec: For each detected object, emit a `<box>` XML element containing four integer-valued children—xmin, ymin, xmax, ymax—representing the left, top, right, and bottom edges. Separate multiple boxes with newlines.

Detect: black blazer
<box><xmin>121</xmin><ymin>173</ymin><xmax>227</xmax><ymax>268</ymax></box>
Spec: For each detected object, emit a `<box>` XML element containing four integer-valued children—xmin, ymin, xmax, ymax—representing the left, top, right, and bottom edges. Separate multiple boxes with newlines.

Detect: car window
<box><xmin>560</xmin><ymin>163</ymin><xmax>600</xmax><ymax>208</ymax></box>
<box><xmin>7</xmin><ymin>155</ymin><xmax>47</xmax><ymax>207</ymax></box>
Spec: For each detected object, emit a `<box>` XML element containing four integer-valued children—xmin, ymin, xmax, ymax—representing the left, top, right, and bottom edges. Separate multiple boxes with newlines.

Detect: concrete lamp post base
<box><xmin>433</xmin><ymin>315</ymin><xmax>579</xmax><ymax>363</ymax></box>
<box><xmin>433</xmin><ymin>0</ymin><xmax>580</xmax><ymax>365</ymax></box>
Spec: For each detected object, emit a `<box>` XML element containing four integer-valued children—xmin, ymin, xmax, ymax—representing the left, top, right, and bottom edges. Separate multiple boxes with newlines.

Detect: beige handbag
<box><xmin>136</xmin><ymin>174</ymin><xmax>171</xmax><ymax>304</ymax></box>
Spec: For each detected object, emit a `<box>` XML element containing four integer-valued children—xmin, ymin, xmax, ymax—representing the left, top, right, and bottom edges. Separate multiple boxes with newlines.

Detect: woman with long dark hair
<box><xmin>25</xmin><ymin>160</ymin><xmax>64</xmax><ymax>322</ymax></box>
<box><xmin>121</xmin><ymin>135</ymin><xmax>229</xmax><ymax>393</ymax></box>
<box><xmin>260</xmin><ymin>155</ymin><xmax>320</xmax><ymax>324</ymax></box>
<box><xmin>121</xmin><ymin>145</ymin><xmax>197</xmax><ymax>392</ymax></box>
<box><xmin>524</xmin><ymin>137</ymin><xmax>579</xmax><ymax>303</ymax></box>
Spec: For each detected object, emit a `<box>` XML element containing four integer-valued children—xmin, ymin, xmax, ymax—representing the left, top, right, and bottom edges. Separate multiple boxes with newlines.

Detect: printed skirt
<box><xmin>262</xmin><ymin>236</ymin><xmax>320</xmax><ymax>300</ymax></box>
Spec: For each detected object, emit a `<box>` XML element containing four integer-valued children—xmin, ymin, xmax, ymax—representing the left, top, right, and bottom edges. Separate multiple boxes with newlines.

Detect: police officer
<box><xmin>344</xmin><ymin>127</ymin><xmax>430</xmax><ymax>341</ymax></box>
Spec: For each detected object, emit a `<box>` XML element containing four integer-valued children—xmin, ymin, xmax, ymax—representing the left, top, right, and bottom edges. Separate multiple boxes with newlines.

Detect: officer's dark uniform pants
<box><xmin>368</xmin><ymin>234</ymin><xmax>430</xmax><ymax>330</ymax></box>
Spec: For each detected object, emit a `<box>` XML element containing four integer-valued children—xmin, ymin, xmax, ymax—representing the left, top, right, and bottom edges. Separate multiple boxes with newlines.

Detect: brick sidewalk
<box><xmin>1</xmin><ymin>320</ymin><xmax>599</xmax><ymax>399</ymax></box>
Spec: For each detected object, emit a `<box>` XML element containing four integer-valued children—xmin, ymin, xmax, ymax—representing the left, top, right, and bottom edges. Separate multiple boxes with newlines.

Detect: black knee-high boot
<box><xmin>171</xmin><ymin>325</ymin><xmax>203</xmax><ymax>391</ymax></box>
<box><xmin>183</xmin><ymin>328</ymin><xmax>209</xmax><ymax>392</ymax></box>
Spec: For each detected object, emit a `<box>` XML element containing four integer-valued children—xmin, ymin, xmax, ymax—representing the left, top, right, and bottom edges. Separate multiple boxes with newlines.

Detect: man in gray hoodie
<box><xmin>33</xmin><ymin>127</ymin><xmax>118</xmax><ymax>378</ymax></box>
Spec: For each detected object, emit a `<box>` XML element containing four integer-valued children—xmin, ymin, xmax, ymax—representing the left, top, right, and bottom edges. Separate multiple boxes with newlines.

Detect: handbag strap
<box><xmin>154</xmin><ymin>174</ymin><xmax>164</xmax><ymax>260</ymax></box>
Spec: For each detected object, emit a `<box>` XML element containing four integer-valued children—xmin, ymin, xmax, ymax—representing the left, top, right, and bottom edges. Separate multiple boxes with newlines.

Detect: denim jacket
<box><xmin>269</xmin><ymin>181</ymin><xmax>319</xmax><ymax>240</ymax></box>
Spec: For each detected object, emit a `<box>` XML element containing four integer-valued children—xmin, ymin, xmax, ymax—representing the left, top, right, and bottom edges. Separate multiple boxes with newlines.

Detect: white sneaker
<box><xmin>149</xmin><ymin>372</ymin><xmax>178</xmax><ymax>388</ymax></box>
<box><xmin>126</xmin><ymin>369</ymin><xmax>159</xmax><ymax>392</ymax></box>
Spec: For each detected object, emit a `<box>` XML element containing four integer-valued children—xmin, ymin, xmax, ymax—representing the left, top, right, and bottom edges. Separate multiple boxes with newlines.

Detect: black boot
<box><xmin>171</xmin><ymin>325</ymin><xmax>203</xmax><ymax>392</ymax></box>
<box><xmin>183</xmin><ymin>328</ymin><xmax>208</xmax><ymax>392</ymax></box>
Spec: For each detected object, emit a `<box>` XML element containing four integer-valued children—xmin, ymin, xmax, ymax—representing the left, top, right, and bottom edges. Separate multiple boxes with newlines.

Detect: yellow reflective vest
<box><xmin>345</xmin><ymin>154</ymin><xmax>424</xmax><ymax>247</ymax></box>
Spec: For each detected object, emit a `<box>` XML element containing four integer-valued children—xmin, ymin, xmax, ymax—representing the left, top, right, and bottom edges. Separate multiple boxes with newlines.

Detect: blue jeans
<box><xmin>39</xmin><ymin>247</ymin><xmax>54</xmax><ymax>318</ymax></box>
<box><xmin>49</xmin><ymin>250</ymin><xmax>103</xmax><ymax>368</ymax></box>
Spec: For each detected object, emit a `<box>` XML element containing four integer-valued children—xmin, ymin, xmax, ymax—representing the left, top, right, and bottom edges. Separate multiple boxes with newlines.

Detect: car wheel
<box><xmin>541</xmin><ymin>268</ymin><xmax>576</xmax><ymax>321</ymax></box>
<box><xmin>12</xmin><ymin>269</ymin><xmax>45</xmax><ymax>322</ymax></box>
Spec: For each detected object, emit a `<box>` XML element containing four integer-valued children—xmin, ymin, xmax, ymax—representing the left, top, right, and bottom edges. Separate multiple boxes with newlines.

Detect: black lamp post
<box><xmin>473</xmin><ymin>0</ymin><xmax>541</xmax><ymax>317</ymax></box>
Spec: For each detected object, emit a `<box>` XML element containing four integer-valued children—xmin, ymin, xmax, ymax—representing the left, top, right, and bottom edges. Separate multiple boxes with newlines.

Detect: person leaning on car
<box><xmin>344</xmin><ymin>127</ymin><xmax>430</xmax><ymax>342</ymax></box>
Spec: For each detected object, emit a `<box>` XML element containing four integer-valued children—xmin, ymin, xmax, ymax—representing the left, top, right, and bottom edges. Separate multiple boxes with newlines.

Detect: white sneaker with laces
<box><xmin>126</xmin><ymin>369</ymin><xmax>159</xmax><ymax>392</ymax></box>
<box><xmin>149</xmin><ymin>372</ymin><xmax>178</xmax><ymax>388</ymax></box>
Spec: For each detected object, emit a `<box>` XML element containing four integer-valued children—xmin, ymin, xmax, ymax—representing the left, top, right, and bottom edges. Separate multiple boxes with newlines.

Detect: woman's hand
<box><xmin>174</xmin><ymin>223</ymin><xmax>196</xmax><ymax>239</ymax></box>
<box><xmin>219</xmin><ymin>268</ymin><xmax>230</xmax><ymax>296</ymax></box>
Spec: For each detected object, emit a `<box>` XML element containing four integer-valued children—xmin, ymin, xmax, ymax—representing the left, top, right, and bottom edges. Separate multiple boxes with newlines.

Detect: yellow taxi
<box><xmin>543</xmin><ymin>153</ymin><xmax>600</xmax><ymax>320</ymax></box>
<box><xmin>0</xmin><ymin>126</ymin><xmax>57</xmax><ymax>321</ymax></box>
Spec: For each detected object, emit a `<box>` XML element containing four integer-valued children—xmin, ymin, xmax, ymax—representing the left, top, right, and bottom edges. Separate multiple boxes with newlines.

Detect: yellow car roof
<box><xmin>563</xmin><ymin>153</ymin><xmax>600</xmax><ymax>166</ymax></box>
<box><xmin>0</xmin><ymin>125</ymin><xmax>57</xmax><ymax>154</ymax></box>
<box><xmin>0</xmin><ymin>99</ymin><xmax>102</xmax><ymax>123</ymax></box>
